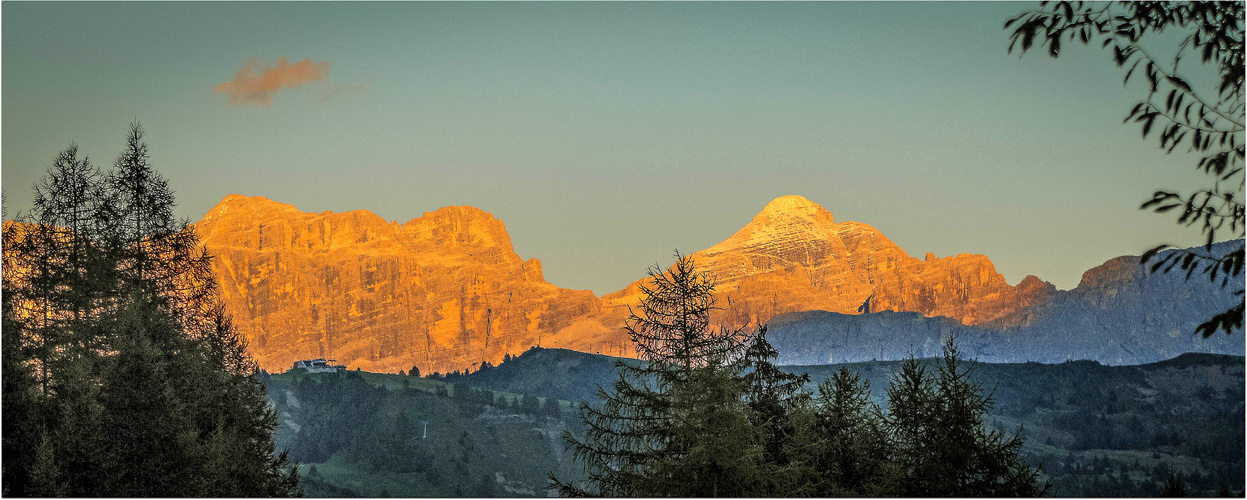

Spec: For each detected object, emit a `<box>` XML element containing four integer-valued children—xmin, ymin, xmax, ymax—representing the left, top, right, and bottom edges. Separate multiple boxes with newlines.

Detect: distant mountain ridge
<box><xmin>196</xmin><ymin>194</ymin><xmax>1238</xmax><ymax>372</ymax></box>
<box><xmin>766</xmin><ymin>240</ymin><xmax>1245</xmax><ymax>366</ymax></box>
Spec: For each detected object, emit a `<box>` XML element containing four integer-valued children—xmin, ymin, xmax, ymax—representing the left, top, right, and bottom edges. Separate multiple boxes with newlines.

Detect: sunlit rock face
<box><xmin>605</xmin><ymin>195</ymin><xmax>1052</xmax><ymax>328</ymax></box>
<box><xmin>196</xmin><ymin>195</ymin><xmax>603</xmax><ymax>374</ymax></box>
<box><xmin>200</xmin><ymin>194</ymin><xmax>1051</xmax><ymax>373</ymax></box>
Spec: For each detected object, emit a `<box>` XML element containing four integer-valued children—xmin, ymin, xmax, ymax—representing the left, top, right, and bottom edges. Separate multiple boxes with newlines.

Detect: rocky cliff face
<box><xmin>605</xmin><ymin>195</ymin><xmax>1051</xmax><ymax>328</ymax></box>
<box><xmin>196</xmin><ymin>195</ymin><xmax>606</xmax><ymax>374</ymax></box>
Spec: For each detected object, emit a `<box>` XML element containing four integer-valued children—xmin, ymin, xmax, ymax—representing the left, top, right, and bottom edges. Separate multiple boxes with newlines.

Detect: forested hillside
<box><xmin>450</xmin><ymin>348</ymin><xmax>1244</xmax><ymax>496</ymax></box>
<box><xmin>263</xmin><ymin>369</ymin><xmax>585</xmax><ymax>497</ymax></box>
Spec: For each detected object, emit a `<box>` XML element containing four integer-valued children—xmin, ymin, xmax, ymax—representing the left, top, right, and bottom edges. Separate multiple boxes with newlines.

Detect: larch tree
<box><xmin>809</xmin><ymin>367</ymin><xmax>897</xmax><ymax>496</ymax></box>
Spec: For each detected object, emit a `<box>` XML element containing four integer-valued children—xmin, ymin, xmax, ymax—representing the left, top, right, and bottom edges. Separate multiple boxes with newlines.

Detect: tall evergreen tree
<box><xmin>810</xmin><ymin>367</ymin><xmax>897</xmax><ymax>496</ymax></box>
<box><xmin>640</xmin><ymin>356</ymin><xmax>768</xmax><ymax>497</ymax></box>
<box><xmin>625</xmin><ymin>253</ymin><xmax>745</xmax><ymax>369</ymax></box>
<box><xmin>101</xmin><ymin>122</ymin><xmax>220</xmax><ymax>343</ymax></box>
<box><xmin>740</xmin><ymin>327</ymin><xmax>810</xmax><ymax>459</ymax></box>
<box><xmin>1</xmin><ymin>242</ymin><xmax>45</xmax><ymax>496</ymax></box>
<box><xmin>552</xmin><ymin>253</ymin><xmax>756</xmax><ymax>497</ymax></box>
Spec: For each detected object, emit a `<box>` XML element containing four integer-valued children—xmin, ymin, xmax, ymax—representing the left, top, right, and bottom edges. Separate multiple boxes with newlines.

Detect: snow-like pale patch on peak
<box><xmin>761</xmin><ymin>194</ymin><xmax>814</xmax><ymax>212</ymax></box>
<box><xmin>700</xmin><ymin>195</ymin><xmax>838</xmax><ymax>255</ymax></box>
<box><xmin>757</xmin><ymin>195</ymin><xmax>833</xmax><ymax>223</ymax></box>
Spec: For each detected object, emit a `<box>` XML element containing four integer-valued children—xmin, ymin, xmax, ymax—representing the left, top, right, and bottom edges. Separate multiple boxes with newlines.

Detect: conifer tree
<box><xmin>740</xmin><ymin>327</ymin><xmax>810</xmax><ymax>466</ymax></box>
<box><xmin>1161</xmin><ymin>471</ymin><xmax>1188</xmax><ymax>497</ymax></box>
<box><xmin>811</xmin><ymin>367</ymin><xmax>897</xmax><ymax>496</ymax></box>
<box><xmin>1</xmin><ymin>252</ymin><xmax>44</xmax><ymax>496</ymax></box>
<box><xmin>640</xmin><ymin>356</ymin><xmax>767</xmax><ymax>497</ymax></box>
<box><xmin>886</xmin><ymin>341</ymin><xmax>1045</xmax><ymax>497</ymax></box>
<box><xmin>551</xmin><ymin>253</ymin><xmax>755</xmax><ymax>496</ymax></box>
<box><xmin>101</xmin><ymin>122</ymin><xmax>221</xmax><ymax>341</ymax></box>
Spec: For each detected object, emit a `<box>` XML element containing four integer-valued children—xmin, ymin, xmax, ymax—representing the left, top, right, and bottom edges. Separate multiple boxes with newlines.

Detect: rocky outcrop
<box><xmin>196</xmin><ymin>195</ymin><xmax>605</xmax><ymax>374</ymax></box>
<box><xmin>605</xmin><ymin>195</ymin><xmax>1052</xmax><ymax>328</ymax></box>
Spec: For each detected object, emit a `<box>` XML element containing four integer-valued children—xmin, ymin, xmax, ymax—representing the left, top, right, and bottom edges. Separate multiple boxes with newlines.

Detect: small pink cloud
<box><xmin>214</xmin><ymin>57</ymin><xmax>330</xmax><ymax>107</ymax></box>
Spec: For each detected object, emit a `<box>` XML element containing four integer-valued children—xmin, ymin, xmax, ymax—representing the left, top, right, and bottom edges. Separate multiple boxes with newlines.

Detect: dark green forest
<box><xmin>446</xmin><ymin>347</ymin><xmax>1245</xmax><ymax>497</ymax></box>
<box><xmin>271</xmin><ymin>348</ymin><xmax>1245</xmax><ymax>497</ymax></box>
<box><xmin>1</xmin><ymin>124</ymin><xmax>298</xmax><ymax>496</ymax></box>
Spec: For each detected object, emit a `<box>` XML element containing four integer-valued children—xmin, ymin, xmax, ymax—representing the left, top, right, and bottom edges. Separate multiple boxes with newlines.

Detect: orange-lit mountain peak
<box><xmin>201</xmin><ymin>194</ymin><xmax>298</xmax><ymax>222</ymax></box>
<box><xmin>749</xmin><ymin>195</ymin><xmax>837</xmax><ymax>234</ymax></box>
<box><xmin>638</xmin><ymin>194</ymin><xmax>1049</xmax><ymax>328</ymax></box>
<box><xmin>702</xmin><ymin>195</ymin><xmax>842</xmax><ymax>264</ymax></box>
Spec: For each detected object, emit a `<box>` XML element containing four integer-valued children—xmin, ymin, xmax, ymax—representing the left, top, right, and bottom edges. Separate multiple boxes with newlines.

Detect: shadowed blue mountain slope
<box><xmin>766</xmin><ymin>240</ymin><xmax>1245</xmax><ymax>365</ymax></box>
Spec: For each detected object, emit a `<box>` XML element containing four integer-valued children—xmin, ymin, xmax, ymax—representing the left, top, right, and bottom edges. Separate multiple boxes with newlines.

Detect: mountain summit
<box><xmin>704</xmin><ymin>195</ymin><xmax>839</xmax><ymax>261</ymax></box>
<box><xmin>608</xmin><ymin>195</ymin><xmax>1053</xmax><ymax>327</ymax></box>
<box><xmin>755</xmin><ymin>194</ymin><xmax>833</xmax><ymax>221</ymax></box>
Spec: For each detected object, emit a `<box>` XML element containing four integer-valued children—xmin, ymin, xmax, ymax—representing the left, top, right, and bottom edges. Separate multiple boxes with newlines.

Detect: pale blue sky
<box><xmin>2</xmin><ymin>2</ymin><xmax>1227</xmax><ymax>295</ymax></box>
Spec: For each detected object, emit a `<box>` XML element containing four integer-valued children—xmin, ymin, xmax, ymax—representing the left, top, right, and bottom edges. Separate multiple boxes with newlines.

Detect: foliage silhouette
<box><xmin>1007</xmin><ymin>1</ymin><xmax>1244</xmax><ymax>337</ymax></box>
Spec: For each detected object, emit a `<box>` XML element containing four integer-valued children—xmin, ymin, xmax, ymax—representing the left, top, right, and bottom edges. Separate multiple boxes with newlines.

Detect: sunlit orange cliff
<box><xmin>196</xmin><ymin>194</ymin><xmax>1053</xmax><ymax>374</ymax></box>
<box><xmin>195</xmin><ymin>195</ymin><xmax>613</xmax><ymax>374</ymax></box>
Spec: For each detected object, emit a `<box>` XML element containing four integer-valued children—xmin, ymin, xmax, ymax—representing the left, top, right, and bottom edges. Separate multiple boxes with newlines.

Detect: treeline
<box><xmin>551</xmin><ymin>254</ymin><xmax>1045</xmax><ymax>497</ymax></box>
<box><xmin>790</xmin><ymin>354</ymin><xmax>1246</xmax><ymax>497</ymax></box>
<box><xmin>440</xmin><ymin>355</ymin><xmax>568</xmax><ymax>418</ymax></box>
<box><xmin>2</xmin><ymin>124</ymin><xmax>298</xmax><ymax>496</ymax></box>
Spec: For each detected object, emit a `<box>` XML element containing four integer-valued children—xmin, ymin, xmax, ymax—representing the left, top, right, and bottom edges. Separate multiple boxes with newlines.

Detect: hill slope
<box><xmin>447</xmin><ymin>347</ymin><xmax>1245</xmax><ymax>496</ymax></box>
<box><xmin>263</xmin><ymin>369</ymin><xmax>584</xmax><ymax>497</ymax></box>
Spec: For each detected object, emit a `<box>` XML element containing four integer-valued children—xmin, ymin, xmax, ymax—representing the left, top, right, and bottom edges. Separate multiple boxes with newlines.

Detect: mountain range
<box><xmin>765</xmin><ymin>240</ymin><xmax>1243</xmax><ymax>366</ymax></box>
<box><xmin>195</xmin><ymin>194</ymin><xmax>1242</xmax><ymax>373</ymax></box>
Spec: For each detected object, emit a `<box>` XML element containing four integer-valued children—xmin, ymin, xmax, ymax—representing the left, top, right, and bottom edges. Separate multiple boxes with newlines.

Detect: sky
<box><xmin>2</xmin><ymin>2</ymin><xmax>1231</xmax><ymax>296</ymax></box>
